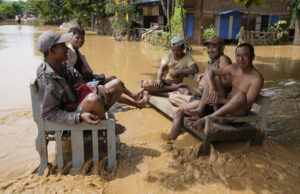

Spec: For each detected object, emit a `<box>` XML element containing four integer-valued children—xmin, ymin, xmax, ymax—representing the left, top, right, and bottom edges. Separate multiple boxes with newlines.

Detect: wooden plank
<box><xmin>44</xmin><ymin>120</ymin><xmax>108</xmax><ymax>131</ymax></box>
<box><xmin>55</xmin><ymin>131</ymin><xmax>64</xmax><ymax>169</ymax></box>
<box><xmin>149</xmin><ymin>95</ymin><xmax>175</xmax><ymax>118</ymax></box>
<box><xmin>106</xmin><ymin>119</ymin><xmax>116</xmax><ymax>172</ymax></box>
<box><xmin>92</xmin><ymin>130</ymin><xmax>99</xmax><ymax>165</ymax></box>
<box><xmin>71</xmin><ymin>131</ymin><xmax>84</xmax><ymax>169</ymax></box>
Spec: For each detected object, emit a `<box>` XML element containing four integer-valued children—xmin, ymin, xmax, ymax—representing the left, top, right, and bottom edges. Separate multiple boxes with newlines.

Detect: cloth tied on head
<box><xmin>37</xmin><ymin>30</ymin><xmax>73</xmax><ymax>53</ymax></box>
<box><xmin>171</xmin><ymin>36</ymin><xmax>185</xmax><ymax>47</ymax></box>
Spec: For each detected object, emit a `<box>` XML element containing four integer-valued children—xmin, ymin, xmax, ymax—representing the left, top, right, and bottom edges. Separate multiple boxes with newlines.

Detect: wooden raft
<box><xmin>30</xmin><ymin>77</ymin><xmax>117</xmax><ymax>175</ymax></box>
<box><xmin>148</xmin><ymin>75</ymin><xmax>271</xmax><ymax>155</ymax></box>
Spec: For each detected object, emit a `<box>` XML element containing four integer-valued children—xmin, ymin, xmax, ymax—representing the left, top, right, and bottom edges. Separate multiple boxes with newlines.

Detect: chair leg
<box><xmin>106</xmin><ymin>119</ymin><xmax>116</xmax><ymax>172</ymax></box>
<box><xmin>200</xmin><ymin>137</ymin><xmax>211</xmax><ymax>156</ymax></box>
<box><xmin>35</xmin><ymin>130</ymin><xmax>48</xmax><ymax>176</ymax></box>
<box><xmin>252</xmin><ymin>130</ymin><xmax>264</xmax><ymax>146</ymax></box>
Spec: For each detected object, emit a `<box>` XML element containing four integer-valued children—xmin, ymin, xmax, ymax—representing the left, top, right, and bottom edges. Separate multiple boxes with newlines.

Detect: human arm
<box><xmin>206</xmin><ymin>60</ymin><xmax>233</xmax><ymax>104</ymax></box>
<box><xmin>168</xmin><ymin>63</ymin><xmax>199</xmax><ymax>79</ymax></box>
<box><xmin>154</xmin><ymin>62</ymin><xmax>168</xmax><ymax>87</ymax></box>
<box><xmin>245</xmin><ymin>77</ymin><xmax>264</xmax><ymax>112</ymax></box>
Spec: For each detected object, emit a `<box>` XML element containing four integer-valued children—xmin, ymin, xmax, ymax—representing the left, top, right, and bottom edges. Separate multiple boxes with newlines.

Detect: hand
<box><xmin>154</xmin><ymin>79</ymin><xmax>163</xmax><ymax>87</ymax></box>
<box><xmin>80</xmin><ymin>112</ymin><xmax>100</xmax><ymax>125</ymax></box>
<box><xmin>207</xmin><ymin>87</ymin><xmax>218</xmax><ymax>105</ymax></box>
<box><xmin>197</xmin><ymin>73</ymin><xmax>204</xmax><ymax>82</ymax></box>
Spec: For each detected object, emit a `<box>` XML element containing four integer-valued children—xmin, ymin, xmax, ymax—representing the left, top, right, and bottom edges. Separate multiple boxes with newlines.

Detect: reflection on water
<box><xmin>0</xmin><ymin>22</ymin><xmax>299</xmax><ymax>154</ymax></box>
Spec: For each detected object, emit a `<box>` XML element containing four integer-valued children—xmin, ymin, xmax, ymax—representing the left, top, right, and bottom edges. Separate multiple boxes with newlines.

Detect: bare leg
<box><xmin>185</xmin><ymin>75</ymin><xmax>226</xmax><ymax>118</ymax></box>
<box><xmin>170</xmin><ymin>107</ymin><xmax>185</xmax><ymax>140</ymax></box>
<box><xmin>80</xmin><ymin>93</ymin><xmax>106</xmax><ymax>118</ymax></box>
<box><xmin>188</xmin><ymin>92</ymin><xmax>247</xmax><ymax>131</ymax></box>
<box><xmin>169</xmin><ymin>93</ymin><xmax>191</xmax><ymax>107</ymax></box>
<box><xmin>117</xmin><ymin>91</ymin><xmax>149</xmax><ymax>108</ymax></box>
<box><xmin>104</xmin><ymin>75</ymin><xmax>116</xmax><ymax>83</ymax></box>
<box><xmin>123</xmin><ymin>87</ymin><xmax>144</xmax><ymax>101</ymax></box>
<box><xmin>103</xmin><ymin>79</ymin><xmax>124</xmax><ymax>110</ymax></box>
<box><xmin>142</xmin><ymin>80</ymin><xmax>187</xmax><ymax>93</ymax></box>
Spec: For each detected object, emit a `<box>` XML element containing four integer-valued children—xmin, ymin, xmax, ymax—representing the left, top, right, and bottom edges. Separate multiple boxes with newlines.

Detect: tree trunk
<box><xmin>91</xmin><ymin>12</ymin><xmax>94</xmax><ymax>31</ymax></box>
<box><xmin>294</xmin><ymin>9</ymin><xmax>300</xmax><ymax>45</ymax></box>
<box><xmin>180</xmin><ymin>0</ymin><xmax>185</xmax><ymax>39</ymax></box>
<box><xmin>246</xmin><ymin>7</ymin><xmax>251</xmax><ymax>30</ymax></box>
<box><xmin>199</xmin><ymin>0</ymin><xmax>204</xmax><ymax>44</ymax></box>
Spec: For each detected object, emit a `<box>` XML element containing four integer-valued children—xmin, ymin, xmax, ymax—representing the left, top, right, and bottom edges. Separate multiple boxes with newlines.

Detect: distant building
<box><xmin>132</xmin><ymin>0</ymin><xmax>291</xmax><ymax>43</ymax></box>
<box><xmin>185</xmin><ymin>0</ymin><xmax>291</xmax><ymax>43</ymax></box>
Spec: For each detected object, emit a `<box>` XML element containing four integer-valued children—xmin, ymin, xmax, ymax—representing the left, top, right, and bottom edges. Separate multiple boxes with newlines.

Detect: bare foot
<box><xmin>132</xmin><ymin>88</ymin><xmax>144</xmax><ymax>101</ymax></box>
<box><xmin>188</xmin><ymin>117</ymin><xmax>206</xmax><ymax>132</ymax></box>
<box><xmin>184</xmin><ymin>107</ymin><xmax>201</xmax><ymax>119</ymax></box>
<box><xmin>136</xmin><ymin>91</ymin><xmax>149</xmax><ymax>109</ymax></box>
<box><xmin>115</xmin><ymin>123</ymin><xmax>126</xmax><ymax>135</ymax></box>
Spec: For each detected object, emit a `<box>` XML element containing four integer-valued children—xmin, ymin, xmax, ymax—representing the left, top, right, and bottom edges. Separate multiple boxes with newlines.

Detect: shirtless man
<box><xmin>141</xmin><ymin>36</ymin><xmax>199</xmax><ymax>96</ymax></box>
<box><xmin>188</xmin><ymin>43</ymin><xmax>264</xmax><ymax>131</ymax></box>
<box><xmin>66</xmin><ymin>27</ymin><xmax>148</xmax><ymax>109</ymax></box>
<box><xmin>168</xmin><ymin>36</ymin><xmax>232</xmax><ymax>140</ymax></box>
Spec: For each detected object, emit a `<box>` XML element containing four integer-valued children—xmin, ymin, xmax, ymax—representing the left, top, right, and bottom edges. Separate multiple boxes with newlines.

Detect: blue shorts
<box><xmin>76</xmin><ymin>104</ymin><xmax>82</xmax><ymax>112</ymax></box>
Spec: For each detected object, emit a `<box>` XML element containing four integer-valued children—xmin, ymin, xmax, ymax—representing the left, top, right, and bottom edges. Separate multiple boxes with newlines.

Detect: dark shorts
<box><xmin>205</xmin><ymin>104</ymin><xmax>224</xmax><ymax>115</ymax></box>
<box><xmin>162</xmin><ymin>80</ymin><xmax>171</xmax><ymax>86</ymax></box>
<box><xmin>95</xmin><ymin>74</ymin><xmax>106</xmax><ymax>85</ymax></box>
<box><xmin>189</xmin><ymin>93</ymin><xmax>202</xmax><ymax>102</ymax></box>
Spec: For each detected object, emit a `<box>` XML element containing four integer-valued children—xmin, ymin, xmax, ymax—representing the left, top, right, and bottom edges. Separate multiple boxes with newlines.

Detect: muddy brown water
<box><xmin>0</xmin><ymin>22</ymin><xmax>299</xmax><ymax>193</ymax></box>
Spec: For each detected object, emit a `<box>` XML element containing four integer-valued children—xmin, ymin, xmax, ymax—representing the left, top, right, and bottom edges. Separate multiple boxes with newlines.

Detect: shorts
<box><xmin>205</xmin><ymin>104</ymin><xmax>223</xmax><ymax>115</ymax></box>
<box><xmin>95</xmin><ymin>74</ymin><xmax>106</xmax><ymax>85</ymax></box>
<box><xmin>189</xmin><ymin>93</ymin><xmax>202</xmax><ymax>102</ymax></box>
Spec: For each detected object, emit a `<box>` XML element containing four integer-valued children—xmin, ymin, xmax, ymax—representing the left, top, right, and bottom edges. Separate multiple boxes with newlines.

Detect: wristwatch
<box><xmin>75</xmin><ymin>111</ymin><xmax>82</xmax><ymax>124</ymax></box>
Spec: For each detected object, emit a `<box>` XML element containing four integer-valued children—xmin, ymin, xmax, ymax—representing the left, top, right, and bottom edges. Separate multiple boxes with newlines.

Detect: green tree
<box><xmin>283</xmin><ymin>0</ymin><xmax>300</xmax><ymax>44</ymax></box>
<box><xmin>105</xmin><ymin>0</ymin><xmax>142</xmax><ymax>36</ymax></box>
<box><xmin>0</xmin><ymin>1</ymin><xmax>27</xmax><ymax>19</ymax></box>
<box><xmin>27</xmin><ymin>0</ymin><xmax>70</xmax><ymax>22</ymax></box>
<box><xmin>64</xmin><ymin>0</ymin><xmax>106</xmax><ymax>26</ymax></box>
<box><xmin>170</xmin><ymin>0</ymin><xmax>185</xmax><ymax>38</ymax></box>
<box><xmin>235</xmin><ymin>0</ymin><xmax>268</xmax><ymax>30</ymax></box>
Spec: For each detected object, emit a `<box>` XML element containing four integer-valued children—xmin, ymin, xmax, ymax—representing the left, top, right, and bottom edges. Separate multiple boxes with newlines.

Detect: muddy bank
<box><xmin>1</xmin><ymin>83</ymin><xmax>300</xmax><ymax>193</ymax></box>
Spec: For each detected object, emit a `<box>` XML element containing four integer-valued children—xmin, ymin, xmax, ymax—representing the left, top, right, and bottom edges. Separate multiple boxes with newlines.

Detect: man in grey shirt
<box><xmin>36</xmin><ymin>30</ymin><xmax>125</xmax><ymax>127</ymax></box>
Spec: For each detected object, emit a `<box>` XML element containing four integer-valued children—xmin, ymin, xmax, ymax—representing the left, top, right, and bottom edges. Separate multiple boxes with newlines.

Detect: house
<box><xmin>132</xmin><ymin>0</ymin><xmax>291</xmax><ymax>43</ymax></box>
<box><xmin>131</xmin><ymin>0</ymin><xmax>165</xmax><ymax>29</ymax></box>
<box><xmin>184</xmin><ymin>0</ymin><xmax>291</xmax><ymax>43</ymax></box>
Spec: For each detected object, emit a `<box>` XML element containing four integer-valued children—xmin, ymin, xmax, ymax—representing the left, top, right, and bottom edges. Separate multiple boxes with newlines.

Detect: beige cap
<box><xmin>37</xmin><ymin>30</ymin><xmax>73</xmax><ymax>53</ymax></box>
<box><xmin>204</xmin><ymin>36</ymin><xmax>224</xmax><ymax>46</ymax></box>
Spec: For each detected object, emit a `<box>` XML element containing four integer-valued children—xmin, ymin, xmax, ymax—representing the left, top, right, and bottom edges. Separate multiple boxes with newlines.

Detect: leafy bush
<box><xmin>203</xmin><ymin>26</ymin><xmax>217</xmax><ymax>43</ymax></box>
<box><xmin>268</xmin><ymin>20</ymin><xmax>288</xmax><ymax>43</ymax></box>
<box><xmin>170</xmin><ymin>0</ymin><xmax>185</xmax><ymax>38</ymax></box>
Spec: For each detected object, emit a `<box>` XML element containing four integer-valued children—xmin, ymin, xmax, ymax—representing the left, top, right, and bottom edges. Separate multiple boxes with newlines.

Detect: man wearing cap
<box><xmin>36</xmin><ymin>30</ymin><xmax>125</xmax><ymax>127</ymax></box>
<box><xmin>141</xmin><ymin>36</ymin><xmax>199</xmax><ymax>96</ymax></box>
<box><xmin>168</xmin><ymin>36</ymin><xmax>232</xmax><ymax>140</ymax></box>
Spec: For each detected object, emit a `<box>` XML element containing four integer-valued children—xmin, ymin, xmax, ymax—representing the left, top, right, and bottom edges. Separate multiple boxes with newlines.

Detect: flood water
<box><xmin>0</xmin><ymin>21</ymin><xmax>299</xmax><ymax>193</ymax></box>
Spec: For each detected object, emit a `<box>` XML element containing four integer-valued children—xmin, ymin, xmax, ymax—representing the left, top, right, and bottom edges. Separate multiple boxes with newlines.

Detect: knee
<box><xmin>84</xmin><ymin>93</ymin><xmax>101</xmax><ymax>105</ymax></box>
<box><xmin>141</xmin><ymin>80</ymin><xmax>149</xmax><ymax>88</ymax></box>
<box><xmin>107</xmin><ymin>75</ymin><xmax>116</xmax><ymax>82</ymax></box>
<box><xmin>169</xmin><ymin>94</ymin><xmax>178</xmax><ymax>104</ymax></box>
<box><xmin>173</xmin><ymin>107</ymin><xmax>184</xmax><ymax>116</ymax></box>
<box><xmin>113</xmin><ymin>79</ymin><xmax>125</xmax><ymax>93</ymax></box>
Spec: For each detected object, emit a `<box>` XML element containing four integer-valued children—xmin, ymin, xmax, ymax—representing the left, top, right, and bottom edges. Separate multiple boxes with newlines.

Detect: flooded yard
<box><xmin>0</xmin><ymin>22</ymin><xmax>299</xmax><ymax>193</ymax></box>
